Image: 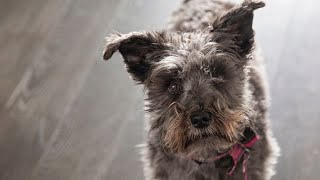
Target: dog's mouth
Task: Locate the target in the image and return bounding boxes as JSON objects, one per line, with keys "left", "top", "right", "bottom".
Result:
{"left": 180, "top": 133, "right": 235, "bottom": 160}
{"left": 185, "top": 133, "right": 212, "bottom": 147}
{"left": 185, "top": 132, "right": 232, "bottom": 147}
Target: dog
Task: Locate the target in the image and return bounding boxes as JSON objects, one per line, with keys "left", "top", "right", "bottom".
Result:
{"left": 103, "top": 0, "right": 280, "bottom": 179}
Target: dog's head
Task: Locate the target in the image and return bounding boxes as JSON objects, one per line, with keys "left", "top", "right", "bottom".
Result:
{"left": 103, "top": 1, "right": 264, "bottom": 159}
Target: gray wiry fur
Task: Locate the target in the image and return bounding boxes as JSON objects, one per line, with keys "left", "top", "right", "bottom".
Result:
{"left": 103, "top": 0, "right": 280, "bottom": 179}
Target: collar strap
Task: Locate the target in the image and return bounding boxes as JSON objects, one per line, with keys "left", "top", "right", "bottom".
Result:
{"left": 219, "top": 127, "right": 259, "bottom": 180}
{"left": 196, "top": 127, "right": 260, "bottom": 180}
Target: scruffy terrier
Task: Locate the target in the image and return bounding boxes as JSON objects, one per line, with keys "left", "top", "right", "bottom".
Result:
{"left": 103, "top": 0, "right": 280, "bottom": 179}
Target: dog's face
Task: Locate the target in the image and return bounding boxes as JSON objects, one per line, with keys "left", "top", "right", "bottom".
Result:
{"left": 103, "top": 1, "right": 264, "bottom": 159}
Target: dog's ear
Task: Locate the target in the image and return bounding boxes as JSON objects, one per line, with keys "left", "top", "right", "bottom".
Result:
{"left": 211, "top": 0, "right": 265, "bottom": 56}
{"left": 103, "top": 31, "right": 169, "bottom": 83}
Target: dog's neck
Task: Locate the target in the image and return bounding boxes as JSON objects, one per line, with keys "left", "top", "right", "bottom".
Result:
{"left": 191, "top": 127, "right": 259, "bottom": 180}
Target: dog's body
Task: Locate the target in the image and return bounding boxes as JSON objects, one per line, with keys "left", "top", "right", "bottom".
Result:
{"left": 103, "top": 0, "right": 279, "bottom": 179}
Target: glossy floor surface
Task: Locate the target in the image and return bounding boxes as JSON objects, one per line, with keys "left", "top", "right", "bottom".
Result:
{"left": 0, "top": 0, "right": 319, "bottom": 179}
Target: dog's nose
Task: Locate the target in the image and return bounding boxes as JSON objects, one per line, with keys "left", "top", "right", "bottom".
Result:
{"left": 190, "top": 111, "right": 212, "bottom": 128}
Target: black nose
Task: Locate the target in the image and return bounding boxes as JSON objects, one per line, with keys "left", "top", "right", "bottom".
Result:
{"left": 190, "top": 111, "right": 212, "bottom": 128}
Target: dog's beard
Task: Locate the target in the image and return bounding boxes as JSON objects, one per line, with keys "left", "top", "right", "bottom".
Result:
{"left": 153, "top": 102, "right": 249, "bottom": 159}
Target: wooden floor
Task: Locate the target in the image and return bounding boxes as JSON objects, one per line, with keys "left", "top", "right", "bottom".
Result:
{"left": 0, "top": 0, "right": 319, "bottom": 179}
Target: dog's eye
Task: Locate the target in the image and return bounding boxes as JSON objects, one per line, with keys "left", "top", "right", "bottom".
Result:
{"left": 168, "top": 82, "right": 181, "bottom": 94}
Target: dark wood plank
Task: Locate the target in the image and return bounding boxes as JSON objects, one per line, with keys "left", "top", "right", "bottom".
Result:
{"left": 0, "top": 0, "right": 122, "bottom": 179}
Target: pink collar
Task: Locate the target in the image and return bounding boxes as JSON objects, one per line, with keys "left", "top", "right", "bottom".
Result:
{"left": 193, "top": 128, "right": 260, "bottom": 180}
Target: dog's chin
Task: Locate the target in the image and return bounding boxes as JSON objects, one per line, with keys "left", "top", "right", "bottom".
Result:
{"left": 180, "top": 136, "right": 235, "bottom": 161}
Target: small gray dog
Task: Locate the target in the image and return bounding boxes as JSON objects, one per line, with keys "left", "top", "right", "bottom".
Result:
{"left": 103, "top": 0, "right": 280, "bottom": 179}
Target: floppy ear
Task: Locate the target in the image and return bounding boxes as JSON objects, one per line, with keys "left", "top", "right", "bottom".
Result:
{"left": 211, "top": 0, "right": 265, "bottom": 56}
{"left": 103, "top": 32, "right": 169, "bottom": 83}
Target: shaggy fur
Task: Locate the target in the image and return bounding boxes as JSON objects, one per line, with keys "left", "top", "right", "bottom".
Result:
{"left": 103, "top": 0, "right": 280, "bottom": 179}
